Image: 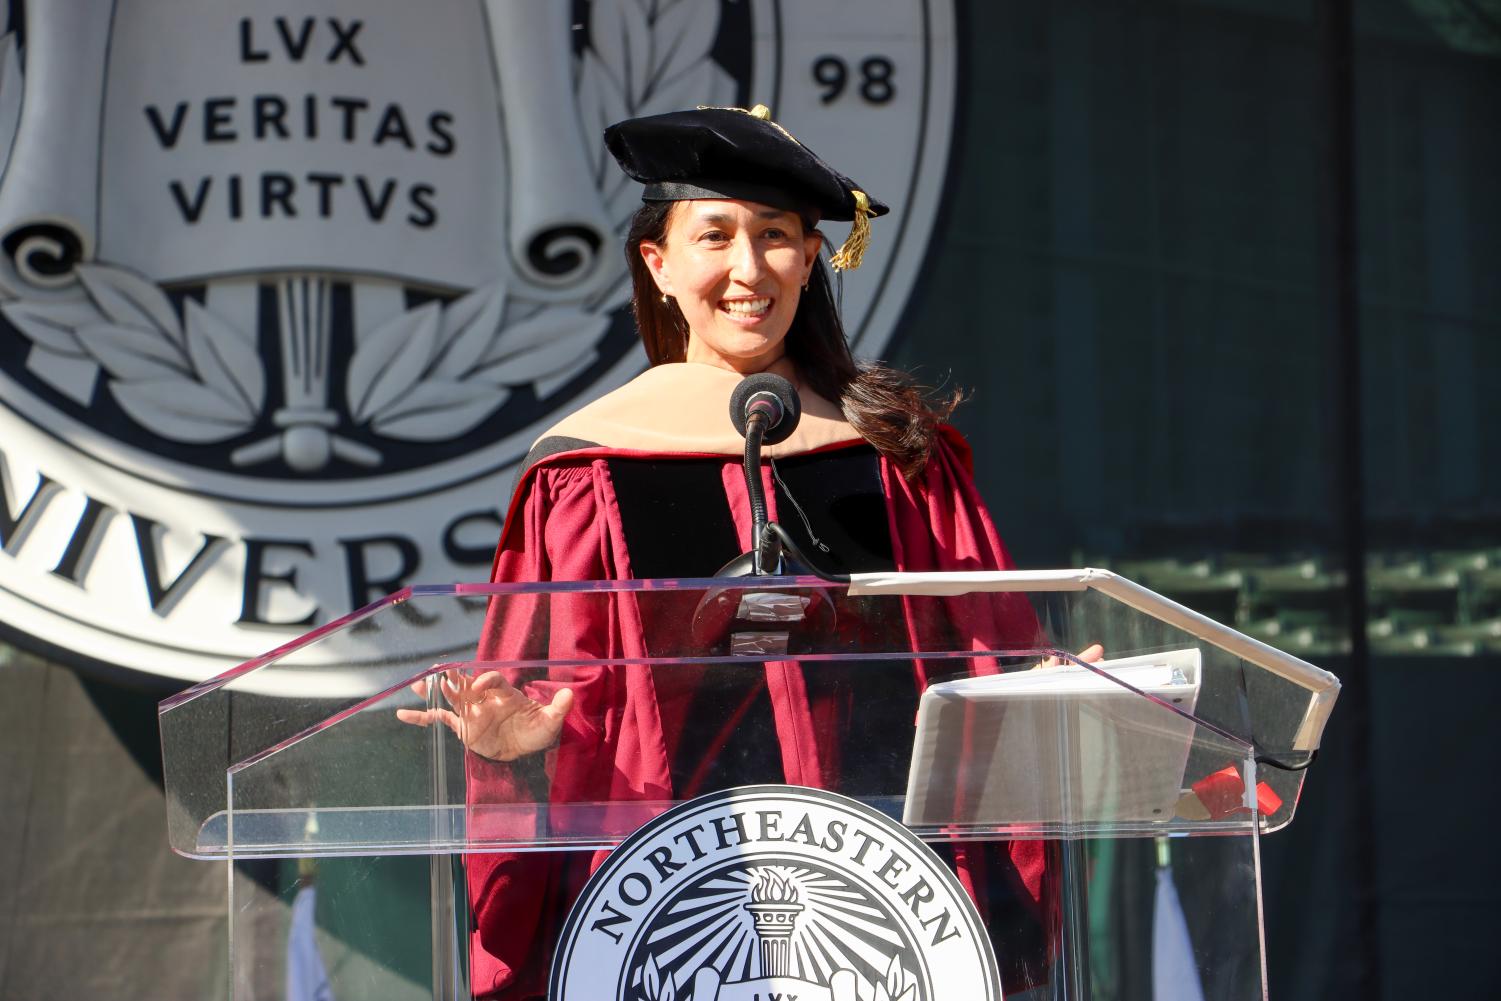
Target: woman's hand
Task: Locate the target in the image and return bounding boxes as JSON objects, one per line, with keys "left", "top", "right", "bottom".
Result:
{"left": 1033, "top": 643, "right": 1105, "bottom": 669}
{"left": 396, "top": 669, "right": 574, "bottom": 762}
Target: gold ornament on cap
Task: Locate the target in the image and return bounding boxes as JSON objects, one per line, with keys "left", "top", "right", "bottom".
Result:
{"left": 829, "top": 190, "right": 872, "bottom": 272}
{"left": 697, "top": 103, "right": 802, "bottom": 146}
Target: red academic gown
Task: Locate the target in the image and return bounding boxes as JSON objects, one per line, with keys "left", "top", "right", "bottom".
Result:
{"left": 465, "top": 427, "right": 1052, "bottom": 999}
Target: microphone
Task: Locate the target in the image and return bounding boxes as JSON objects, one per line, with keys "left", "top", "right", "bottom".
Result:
{"left": 691, "top": 373, "right": 843, "bottom": 652}
{"left": 729, "top": 373, "right": 801, "bottom": 445}
{"left": 728, "top": 374, "right": 800, "bottom": 573}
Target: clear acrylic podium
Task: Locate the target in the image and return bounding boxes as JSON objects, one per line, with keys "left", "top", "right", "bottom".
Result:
{"left": 159, "top": 570, "right": 1339, "bottom": 1000}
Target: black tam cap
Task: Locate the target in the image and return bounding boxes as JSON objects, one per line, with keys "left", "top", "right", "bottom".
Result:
{"left": 604, "top": 105, "right": 887, "bottom": 271}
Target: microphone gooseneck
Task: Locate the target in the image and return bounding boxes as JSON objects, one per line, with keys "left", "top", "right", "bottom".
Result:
{"left": 728, "top": 374, "right": 801, "bottom": 573}
{"left": 742, "top": 411, "right": 770, "bottom": 556}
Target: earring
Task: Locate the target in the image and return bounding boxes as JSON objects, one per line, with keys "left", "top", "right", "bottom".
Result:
{"left": 802, "top": 280, "right": 809, "bottom": 291}
{"left": 661, "top": 293, "right": 670, "bottom": 304}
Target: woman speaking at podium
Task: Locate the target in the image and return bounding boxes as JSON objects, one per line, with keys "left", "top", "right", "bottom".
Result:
{"left": 401, "top": 105, "right": 1050, "bottom": 998}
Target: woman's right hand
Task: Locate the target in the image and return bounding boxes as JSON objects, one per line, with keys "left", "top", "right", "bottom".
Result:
{"left": 396, "top": 669, "right": 574, "bottom": 762}
{"left": 1033, "top": 643, "right": 1105, "bottom": 669}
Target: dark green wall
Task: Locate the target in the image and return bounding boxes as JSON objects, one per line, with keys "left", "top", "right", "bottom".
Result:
{"left": 893, "top": 0, "right": 1499, "bottom": 566}
{"left": 889, "top": 2, "right": 1501, "bottom": 997}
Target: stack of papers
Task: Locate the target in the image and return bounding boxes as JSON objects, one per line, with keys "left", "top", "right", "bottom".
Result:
{"left": 931, "top": 658, "right": 1193, "bottom": 698}
{"left": 903, "top": 648, "right": 1203, "bottom": 827}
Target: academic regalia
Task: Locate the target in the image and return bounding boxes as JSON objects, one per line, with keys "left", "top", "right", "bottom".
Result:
{"left": 464, "top": 363, "right": 1054, "bottom": 999}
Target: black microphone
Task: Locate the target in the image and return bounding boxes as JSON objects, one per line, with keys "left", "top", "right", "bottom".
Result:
{"left": 691, "top": 373, "right": 843, "bottom": 652}
{"left": 729, "top": 373, "right": 802, "bottom": 445}
{"left": 728, "top": 375, "right": 800, "bottom": 573}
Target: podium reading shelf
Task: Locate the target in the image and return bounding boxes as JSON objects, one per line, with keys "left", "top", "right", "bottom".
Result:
{"left": 158, "top": 570, "right": 1338, "bottom": 1000}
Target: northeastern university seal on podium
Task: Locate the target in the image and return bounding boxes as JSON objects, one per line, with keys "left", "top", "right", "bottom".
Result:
{"left": 551, "top": 787, "right": 1002, "bottom": 1001}
{"left": 0, "top": 1, "right": 956, "bottom": 681}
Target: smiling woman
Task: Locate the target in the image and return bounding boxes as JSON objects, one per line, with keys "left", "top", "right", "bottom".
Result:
{"left": 398, "top": 105, "right": 1055, "bottom": 998}
{"left": 637, "top": 199, "right": 820, "bottom": 374}
{"left": 608, "top": 106, "right": 962, "bottom": 479}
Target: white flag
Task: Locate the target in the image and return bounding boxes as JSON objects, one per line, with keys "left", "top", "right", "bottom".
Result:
{"left": 286, "top": 884, "right": 335, "bottom": 1001}
{"left": 1152, "top": 865, "right": 1205, "bottom": 1001}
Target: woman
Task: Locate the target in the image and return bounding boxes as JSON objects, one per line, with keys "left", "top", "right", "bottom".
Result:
{"left": 402, "top": 105, "right": 1051, "bottom": 999}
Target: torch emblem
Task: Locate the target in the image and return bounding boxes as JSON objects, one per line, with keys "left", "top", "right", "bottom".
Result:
{"left": 744, "top": 869, "right": 805, "bottom": 979}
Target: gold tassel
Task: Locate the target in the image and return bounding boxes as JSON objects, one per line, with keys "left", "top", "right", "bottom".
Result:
{"left": 829, "top": 190, "right": 871, "bottom": 272}
{"left": 748, "top": 104, "right": 772, "bottom": 120}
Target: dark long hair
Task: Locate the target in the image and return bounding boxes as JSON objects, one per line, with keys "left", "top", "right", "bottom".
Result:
{"left": 625, "top": 202, "right": 962, "bottom": 478}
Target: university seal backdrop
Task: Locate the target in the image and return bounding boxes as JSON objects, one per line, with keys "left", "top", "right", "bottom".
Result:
{"left": 0, "top": 0, "right": 957, "bottom": 681}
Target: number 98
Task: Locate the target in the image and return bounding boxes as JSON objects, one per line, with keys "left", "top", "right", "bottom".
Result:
{"left": 813, "top": 55, "right": 896, "bottom": 106}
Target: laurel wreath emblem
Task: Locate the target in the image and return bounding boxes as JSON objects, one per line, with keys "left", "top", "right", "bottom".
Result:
{"left": 345, "top": 285, "right": 609, "bottom": 443}
{"left": 878, "top": 955, "right": 921, "bottom": 1001}
{"left": 638, "top": 953, "right": 679, "bottom": 1001}
{"left": 0, "top": 1, "right": 735, "bottom": 468}
{"left": 1, "top": 265, "right": 265, "bottom": 441}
